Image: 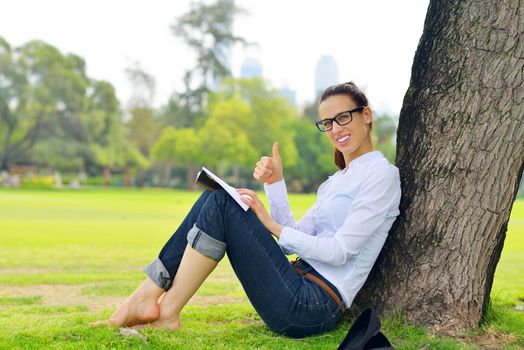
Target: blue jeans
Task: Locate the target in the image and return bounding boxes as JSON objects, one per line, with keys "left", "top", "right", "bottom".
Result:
{"left": 144, "top": 189, "right": 343, "bottom": 338}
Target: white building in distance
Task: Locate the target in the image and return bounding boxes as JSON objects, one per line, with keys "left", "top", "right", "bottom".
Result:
{"left": 240, "top": 57, "right": 263, "bottom": 78}
{"left": 314, "top": 55, "right": 339, "bottom": 98}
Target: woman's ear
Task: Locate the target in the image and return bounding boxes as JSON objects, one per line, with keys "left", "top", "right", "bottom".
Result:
{"left": 364, "top": 106, "right": 373, "bottom": 124}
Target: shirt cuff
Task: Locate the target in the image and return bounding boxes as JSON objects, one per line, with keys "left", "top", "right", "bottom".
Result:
{"left": 278, "top": 226, "right": 302, "bottom": 254}
{"left": 263, "top": 179, "right": 288, "bottom": 206}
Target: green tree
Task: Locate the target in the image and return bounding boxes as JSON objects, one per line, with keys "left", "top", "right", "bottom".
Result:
{"left": 302, "top": 100, "right": 319, "bottom": 122}
{"left": 0, "top": 37, "right": 33, "bottom": 169}
{"left": 286, "top": 118, "right": 335, "bottom": 192}
{"left": 357, "top": 0, "right": 524, "bottom": 330}
{"left": 0, "top": 39, "right": 90, "bottom": 170}
{"left": 213, "top": 77, "right": 299, "bottom": 170}
{"left": 199, "top": 95, "right": 258, "bottom": 171}
{"left": 152, "top": 127, "right": 202, "bottom": 188}
{"left": 85, "top": 80, "right": 148, "bottom": 182}
{"left": 372, "top": 114, "right": 397, "bottom": 163}
{"left": 126, "top": 107, "right": 159, "bottom": 157}
{"left": 125, "top": 62, "right": 155, "bottom": 108}
{"left": 171, "top": 0, "right": 249, "bottom": 127}
{"left": 157, "top": 96, "right": 189, "bottom": 129}
{"left": 0, "top": 37, "right": 141, "bottom": 176}
{"left": 124, "top": 63, "right": 159, "bottom": 158}
{"left": 152, "top": 78, "right": 298, "bottom": 189}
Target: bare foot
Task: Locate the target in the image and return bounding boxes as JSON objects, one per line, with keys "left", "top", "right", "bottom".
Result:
{"left": 132, "top": 316, "right": 181, "bottom": 331}
{"left": 90, "top": 296, "right": 161, "bottom": 327}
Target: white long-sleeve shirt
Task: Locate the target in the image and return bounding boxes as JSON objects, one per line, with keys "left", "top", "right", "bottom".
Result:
{"left": 264, "top": 151, "right": 401, "bottom": 307}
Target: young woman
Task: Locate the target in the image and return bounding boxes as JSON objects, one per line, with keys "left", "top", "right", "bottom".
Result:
{"left": 92, "top": 81, "right": 401, "bottom": 338}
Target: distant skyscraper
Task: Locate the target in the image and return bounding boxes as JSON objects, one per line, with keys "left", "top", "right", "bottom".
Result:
{"left": 240, "top": 58, "right": 263, "bottom": 78}
{"left": 314, "top": 55, "right": 339, "bottom": 98}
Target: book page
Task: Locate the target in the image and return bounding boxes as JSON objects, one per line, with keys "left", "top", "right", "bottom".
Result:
{"left": 201, "top": 167, "right": 249, "bottom": 211}
{"left": 195, "top": 168, "right": 220, "bottom": 191}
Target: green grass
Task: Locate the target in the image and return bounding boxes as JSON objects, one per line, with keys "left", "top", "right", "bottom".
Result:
{"left": 0, "top": 187, "right": 522, "bottom": 349}
{"left": 0, "top": 296, "right": 42, "bottom": 305}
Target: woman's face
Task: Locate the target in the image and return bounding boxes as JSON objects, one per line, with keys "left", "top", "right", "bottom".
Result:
{"left": 318, "top": 94, "right": 373, "bottom": 165}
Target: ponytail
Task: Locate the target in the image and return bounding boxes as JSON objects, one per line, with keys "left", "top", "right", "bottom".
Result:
{"left": 334, "top": 148, "right": 346, "bottom": 170}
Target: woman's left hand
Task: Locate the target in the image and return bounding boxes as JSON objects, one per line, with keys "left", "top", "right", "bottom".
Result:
{"left": 237, "top": 188, "right": 282, "bottom": 238}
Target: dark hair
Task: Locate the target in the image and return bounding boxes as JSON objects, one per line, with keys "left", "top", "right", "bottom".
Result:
{"left": 319, "top": 81, "right": 371, "bottom": 170}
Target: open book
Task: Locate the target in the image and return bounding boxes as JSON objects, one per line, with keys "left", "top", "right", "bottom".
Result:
{"left": 195, "top": 167, "right": 249, "bottom": 211}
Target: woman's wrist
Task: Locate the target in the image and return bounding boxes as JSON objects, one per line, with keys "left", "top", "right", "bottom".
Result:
{"left": 265, "top": 176, "right": 284, "bottom": 185}
{"left": 268, "top": 221, "right": 283, "bottom": 238}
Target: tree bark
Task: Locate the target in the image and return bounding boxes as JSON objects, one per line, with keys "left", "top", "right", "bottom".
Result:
{"left": 103, "top": 167, "right": 111, "bottom": 187}
{"left": 186, "top": 162, "right": 198, "bottom": 190}
{"left": 353, "top": 0, "right": 524, "bottom": 332}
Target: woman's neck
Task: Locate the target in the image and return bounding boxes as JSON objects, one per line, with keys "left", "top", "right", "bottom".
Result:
{"left": 344, "top": 140, "right": 374, "bottom": 166}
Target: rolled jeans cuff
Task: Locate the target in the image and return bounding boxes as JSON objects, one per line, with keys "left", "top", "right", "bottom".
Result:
{"left": 144, "top": 257, "right": 173, "bottom": 290}
{"left": 187, "top": 224, "right": 226, "bottom": 262}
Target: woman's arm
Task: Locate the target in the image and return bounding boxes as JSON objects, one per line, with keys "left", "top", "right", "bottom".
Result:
{"left": 252, "top": 141, "right": 317, "bottom": 236}
{"left": 264, "top": 179, "right": 318, "bottom": 235}
{"left": 278, "top": 166, "right": 401, "bottom": 266}
{"left": 237, "top": 187, "right": 317, "bottom": 256}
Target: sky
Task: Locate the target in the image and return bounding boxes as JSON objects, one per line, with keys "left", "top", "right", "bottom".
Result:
{"left": 0, "top": 0, "right": 430, "bottom": 115}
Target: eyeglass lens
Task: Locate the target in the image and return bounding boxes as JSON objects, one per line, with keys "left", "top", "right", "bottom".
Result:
{"left": 321, "top": 112, "right": 352, "bottom": 131}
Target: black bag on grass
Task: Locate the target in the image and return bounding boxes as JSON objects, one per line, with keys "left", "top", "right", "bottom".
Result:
{"left": 337, "top": 307, "right": 393, "bottom": 350}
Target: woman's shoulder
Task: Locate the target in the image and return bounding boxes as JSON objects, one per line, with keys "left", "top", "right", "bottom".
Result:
{"left": 329, "top": 151, "right": 399, "bottom": 185}
{"left": 362, "top": 152, "right": 400, "bottom": 184}
{"left": 348, "top": 151, "right": 396, "bottom": 171}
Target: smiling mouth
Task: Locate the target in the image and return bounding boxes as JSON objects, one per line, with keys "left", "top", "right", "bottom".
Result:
{"left": 337, "top": 135, "right": 350, "bottom": 144}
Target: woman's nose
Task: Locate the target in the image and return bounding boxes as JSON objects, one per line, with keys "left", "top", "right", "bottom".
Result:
{"left": 331, "top": 121, "right": 344, "bottom": 133}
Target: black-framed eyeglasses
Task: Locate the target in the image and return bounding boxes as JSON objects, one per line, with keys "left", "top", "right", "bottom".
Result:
{"left": 314, "top": 106, "right": 366, "bottom": 132}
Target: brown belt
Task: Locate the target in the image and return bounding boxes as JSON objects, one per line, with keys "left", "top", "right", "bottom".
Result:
{"left": 293, "top": 265, "right": 346, "bottom": 314}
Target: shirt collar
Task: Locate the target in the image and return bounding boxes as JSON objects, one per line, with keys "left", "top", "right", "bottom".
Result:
{"left": 342, "top": 151, "right": 383, "bottom": 172}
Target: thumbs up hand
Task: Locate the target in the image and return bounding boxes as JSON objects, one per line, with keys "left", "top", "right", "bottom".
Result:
{"left": 253, "top": 142, "right": 284, "bottom": 185}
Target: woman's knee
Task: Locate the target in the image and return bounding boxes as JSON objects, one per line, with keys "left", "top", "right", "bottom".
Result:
{"left": 194, "top": 189, "right": 213, "bottom": 206}
{"left": 186, "top": 223, "right": 227, "bottom": 262}
{"left": 206, "top": 189, "right": 243, "bottom": 219}
{"left": 189, "top": 190, "right": 234, "bottom": 259}
{"left": 208, "top": 189, "right": 229, "bottom": 206}
{"left": 194, "top": 188, "right": 256, "bottom": 250}
{"left": 195, "top": 190, "right": 228, "bottom": 225}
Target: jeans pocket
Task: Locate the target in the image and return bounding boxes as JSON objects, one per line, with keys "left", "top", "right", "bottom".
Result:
{"left": 326, "top": 297, "right": 344, "bottom": 322}
{"left": 297, "top": 280, "right": 333, "bottom": 310}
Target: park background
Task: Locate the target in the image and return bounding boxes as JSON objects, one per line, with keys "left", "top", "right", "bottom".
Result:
{"left": 1, "top": 0, "right": 523, "bottom": 349}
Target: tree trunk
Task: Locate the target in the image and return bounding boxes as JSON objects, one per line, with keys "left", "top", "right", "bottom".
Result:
{"left": 232, "top": 163, "right": 240, "bottom": 187}
{"left": 353, "top": 0, "right": 524, "bottom": 332}
{"left": 186, "top": 162, "right": 198, "bottom": 190}
{"left": 103, "top": 167, "right": 111, "bottom": 187}
{"left": 123, "top": 168, "right": 132, "bottom": 187}
{"left": 161, "top": 164, "right": 172, "bottom": 187}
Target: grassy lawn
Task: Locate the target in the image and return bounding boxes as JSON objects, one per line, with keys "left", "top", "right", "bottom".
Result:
{"left": 0, "top": 188, "right": 522, "bottom": 349}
